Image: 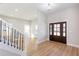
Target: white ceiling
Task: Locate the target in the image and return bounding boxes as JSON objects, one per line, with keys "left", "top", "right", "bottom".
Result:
{"left": 38, "top": 3, "right": 79, "bottom": 14}
{"left": 0, "top": 3, "right": 78, "bottom": 20}
{"left": 0, "top": 3, "right": 39, "bottom": 20}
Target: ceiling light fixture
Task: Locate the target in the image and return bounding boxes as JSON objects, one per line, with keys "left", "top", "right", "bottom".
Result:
{"left": 41, "top": 3, "right": 56, "bottom": 10}
{"left": 10, "top": 15, "right": 13, "bottom": 16}
{"left": 48, "top": 3, "right": 56, "bottom": 10}
{"left": 15, "top": 9, "right": 19, "bottom": 12}
{"left": 48, "top": 3, "right": 53, "bottom": 9}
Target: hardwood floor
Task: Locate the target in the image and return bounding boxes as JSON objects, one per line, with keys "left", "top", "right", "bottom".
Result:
{"left": 30, "top": 41, "right": 79, "bottom": 56}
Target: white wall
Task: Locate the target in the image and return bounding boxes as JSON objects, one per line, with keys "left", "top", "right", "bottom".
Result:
{"left": 31, "top": 12, "right": 48, "bottom": 44}
{"left": 48, "top": 6, "right": 79, "bottom": 48}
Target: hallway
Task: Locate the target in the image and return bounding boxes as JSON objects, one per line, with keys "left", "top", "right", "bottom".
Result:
{"left": 31, "top": 41, "right": 79, "bottom": 56}
{"left": 0, "top": 3, "right": 79, "bottom": 56}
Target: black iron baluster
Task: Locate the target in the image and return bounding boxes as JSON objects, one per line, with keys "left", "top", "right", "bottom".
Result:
{"left": 13, "top": 29, "right": 15, "bottom": 47}
{"left": 11, "top": 28, "right": 13, "bottom": 46}
{"left": 22, "top": 35, "right": 24, "bottom": 51}
{"left": 17, "top": 31, "right": 18, "bottom": 49}
{"left": 13, "top": 29, "right": 15, "bottom": 46}
{"left": 4, "top": 23, "right": 6, "bottom": 44}
{"left": 0, "top": 21, "right": 2, "bottom": 42}
{"left": 21, "top": 34, "right": 22, "bottom": 50}
{"left": 18, "top": 32, "right": 20, "bottom": 49}
{"left": 14, "top": 29, "right": 16, "bottom": 48}
{"left": 19, "top": 33, "right": 21, "bottom": 50}
{"left": 7, "top": 26, "right": 9, "bottom": 45}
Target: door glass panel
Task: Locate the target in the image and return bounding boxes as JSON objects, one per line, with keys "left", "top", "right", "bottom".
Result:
{"left": 50, "top": 28, "right": 52, "bottom": 32}
{"left": 54, "top": 24, "right": 57, "bottom": 28}
{"left": 57, "top": 28, "right": 60, "bottom": 31}
{"left": 54, "top": 32, "right": 56, "bottom": 35}
{"left": 50, "top": 25, "right": 52, "bottom": 28}
{"left": 3, "top": 23, "right": 6, "bottom": 42}
{"left": 49, "top": 25, "right": 52, "bottom": 35}
{"left": 63, "top": 23, "right": 66, "bottom": 37}
{"left": 6, "top": 26, "right": 8, "bottom": 42}
{"left": 63, "top": 32, "right": 65, "bottom": 37}
{"left": 54, "top": 28, "right": 56, "bottom": 31}
{"left": 50, "top": 32, "right": 52, "bottom": 35}
{"left": 9, "top": 27, "right": 12, "bottom": 43}
{"left": 63, "top": 28, "right": 65, "bottom": 32}
{"left": 57, "top": 24, "right": 60, "bottom": 27}
{"left": 57, "top": 32, "right": 60, "bottom": 36}
{"left": 63, "top": 23, "right": 65, "bottom": 27}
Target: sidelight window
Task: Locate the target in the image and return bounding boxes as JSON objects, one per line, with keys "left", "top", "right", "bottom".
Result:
{"left": 49, "top": 24, "right": 52, "bottom": 35}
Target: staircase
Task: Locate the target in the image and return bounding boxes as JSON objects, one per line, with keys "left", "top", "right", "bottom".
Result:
{"left": 0, "top": 19, "right": 25, "bottom": 56}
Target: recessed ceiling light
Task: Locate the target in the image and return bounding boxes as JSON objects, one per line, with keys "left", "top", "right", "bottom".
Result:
{"left": 10, "top": 15, "right": 13, "bottom": 16}
{"left": 15, "top": 9, "right": 19, "bottom": 12}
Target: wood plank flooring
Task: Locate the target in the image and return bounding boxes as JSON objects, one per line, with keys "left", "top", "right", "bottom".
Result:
{"left": 30, "top": 41, "right": 79, "bottom": 56}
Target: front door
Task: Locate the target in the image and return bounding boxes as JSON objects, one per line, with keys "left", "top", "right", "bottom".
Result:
{"left": 49, "top": 22, "right": 67, "bottom": 44}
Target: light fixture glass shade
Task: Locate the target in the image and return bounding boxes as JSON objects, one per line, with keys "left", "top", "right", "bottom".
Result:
{"left": 41, "top": 3, "right": 56, "bottom": 10}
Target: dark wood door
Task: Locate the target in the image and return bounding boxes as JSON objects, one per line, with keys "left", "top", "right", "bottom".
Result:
{"left": 49, "top": 22, "right": 67, "bottom": 44}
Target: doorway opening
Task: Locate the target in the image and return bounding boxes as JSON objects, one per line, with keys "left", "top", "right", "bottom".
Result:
{"left": 49, "top": 22, "right": 67, "bottom": 44}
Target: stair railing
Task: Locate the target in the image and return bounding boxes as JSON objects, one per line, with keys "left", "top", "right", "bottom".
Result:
{"left": 0, "top": 19, "right": 24, "bottom": 51}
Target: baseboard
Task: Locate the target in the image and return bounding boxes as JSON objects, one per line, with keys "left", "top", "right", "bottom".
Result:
{"left": 67, "top": 43, "right": 79, "bottom": 48}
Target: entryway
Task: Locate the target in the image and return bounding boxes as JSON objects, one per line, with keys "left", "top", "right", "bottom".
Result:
{"left": 49, "top": 22, "right": 67, "bottom": 44}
